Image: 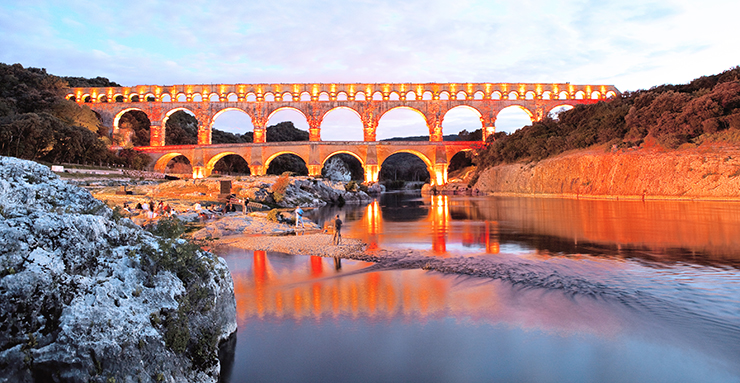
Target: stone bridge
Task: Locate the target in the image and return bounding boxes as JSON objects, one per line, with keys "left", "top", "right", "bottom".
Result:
{"left": 67, "top": 82, "right": 618, "bottom": 183}
{"left": 138, "top": 140, "right": 480, "bottom": 185}
{"left": 68, "top": 82, "right": 619, "bottom": 144}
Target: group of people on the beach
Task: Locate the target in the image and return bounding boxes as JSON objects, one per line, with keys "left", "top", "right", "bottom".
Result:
{"left": 123, "top": 200, "right": 172, "bottom": 220}
{"left": 295, "top": 206, "right": 342, "bottom": 245}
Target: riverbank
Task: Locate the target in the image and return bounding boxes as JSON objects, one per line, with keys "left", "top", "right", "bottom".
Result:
{"left": 214, "top": 233, "right": 367, "bottom": 258}
{"left": 473, "top": 143, "right": 740, "bottom": 200}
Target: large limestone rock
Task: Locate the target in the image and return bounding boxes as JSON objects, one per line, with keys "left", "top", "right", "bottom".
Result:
{"left": 474, "top": 145, "right": 740, "bottom": 199}
{"left": 0, "top": 157, "right": 237, "bottom": 383}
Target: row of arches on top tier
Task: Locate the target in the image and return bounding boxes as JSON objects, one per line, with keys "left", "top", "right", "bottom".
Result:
{"left": 114, "top": 103, "right": 576, "bottom": 145}
{"left": 69, "top": 89, "right": 618, "bottom": 104}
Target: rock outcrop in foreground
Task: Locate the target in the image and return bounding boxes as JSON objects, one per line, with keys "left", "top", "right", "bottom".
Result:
{"left": 474, "top": 144, "right": 740, "bottom": 199}
{"left": 0, "top": 157, "right": 237, "bottom": 382}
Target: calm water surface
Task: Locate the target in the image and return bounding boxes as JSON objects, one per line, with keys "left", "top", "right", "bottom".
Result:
{"left": 217, "top": 194, "right": 740, "bottom": 383}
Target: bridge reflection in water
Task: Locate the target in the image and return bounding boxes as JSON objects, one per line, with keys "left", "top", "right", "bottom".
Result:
{"left": 231, "top": 195, "right": 504, "bottom": 325}
{"left": 350, "top": 195, "right": 501, "bottom": 255}
{"left": 232, "top": 251, "right": 503, "bottom": 326}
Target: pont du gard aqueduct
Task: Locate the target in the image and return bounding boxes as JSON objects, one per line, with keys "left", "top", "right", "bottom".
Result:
{"left": 68, "top": 82, "right": 619, "bottom": 185}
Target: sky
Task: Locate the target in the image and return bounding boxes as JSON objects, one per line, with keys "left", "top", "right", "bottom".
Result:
{"left": 2, "top": 0, "right": 739, "bottom": 139}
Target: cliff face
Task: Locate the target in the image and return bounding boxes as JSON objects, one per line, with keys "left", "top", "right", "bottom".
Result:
{"left": 0, "top": 157, "right": 236, "bottom": 382}
{"left": 474, "top": 144, "right": 740, "bottom": 199}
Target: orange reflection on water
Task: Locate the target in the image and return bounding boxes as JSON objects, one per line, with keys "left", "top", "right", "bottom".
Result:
{"left": 231, "top": 254, "right": 502, "bottom": 325}
{"left": 347, "top": 195, "right": 502, "bottom": 255}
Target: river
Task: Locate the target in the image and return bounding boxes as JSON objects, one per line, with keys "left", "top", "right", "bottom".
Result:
{"left": 216, "top": 193, "right": 740, "bottom": 383}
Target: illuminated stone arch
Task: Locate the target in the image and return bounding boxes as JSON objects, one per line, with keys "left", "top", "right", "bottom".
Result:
{"left": 161, "top": 94, "right": 172, "bottom": 102}
{"left": 264, "top": 92, "right": 276, "bottom": 102}
{"left": 320, "top": 150, "right": 365, "bottom": 168}
{"left": 163, "top": 107, "right": 197, "bottom": 127}
{"left": 380, "top": 149, "right": 432, "bottom": 169}
{"left": 113, "top": 107, "right": 148, "bottom": 133}
{"left": 205, "top": 151, "right": 249, "bottom": 176}
{"left": 455, "top": 91, "right": 467, "bottom": 100}
{"left": 267, "top": 106, "right": 307, "bottom": 122}
{"left": 320, "top": 106, "right": 363, "bottom": 141}
{"left": 376, "top": 106, "right": 428, "bottom": 140}
{"left": 227, "top": 92, "right": 238, "bottom": 102}
{"left": 442, "top": 105, "right": 483, "bottom": 138}
{"left": 264, "top": 150, "right": 309, "bottom": 170}
{"left": 211, "top": 107, "right": 254, "bottom": 130}
{"left": 153, "top": 152, "right": 192, "bottom": 173}
{"left": 606, "top": 90, "right": 617, "bottom": 99}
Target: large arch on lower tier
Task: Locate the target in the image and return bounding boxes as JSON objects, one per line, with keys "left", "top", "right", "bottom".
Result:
{"left": 264, "top": 150, "right": 309, "bottom": 170}
{"left": 153, "top": 152, "right": 192, "bottom": 173}
{"left": 379, "top": 149, "right": 433, "bottom": 170}
{"left": 205, "top": 151, "right": 249, "bottom": 176}
{"left": 320, "top": 150, "right": 366, "bottom": 168}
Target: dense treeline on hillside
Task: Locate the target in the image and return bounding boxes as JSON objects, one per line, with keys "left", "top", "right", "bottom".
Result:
{"left": 475, "top": 66, "right": 740, "bottom": 171}
{"left": 0, "top": 63, "right": 150, "bottom": 168}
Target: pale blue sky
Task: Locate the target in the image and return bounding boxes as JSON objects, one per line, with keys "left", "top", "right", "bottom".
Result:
{"left": 2, "top": 0, "right": 738, "bottom": 138}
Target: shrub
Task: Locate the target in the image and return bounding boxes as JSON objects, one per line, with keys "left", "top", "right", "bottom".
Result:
{"left": 271, "top": 172, "right": 291, "bottom": 203}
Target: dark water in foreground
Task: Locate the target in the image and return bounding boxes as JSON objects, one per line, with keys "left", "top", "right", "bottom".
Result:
{"left": 217, "top": 194, "right": 740, "bottom": 383}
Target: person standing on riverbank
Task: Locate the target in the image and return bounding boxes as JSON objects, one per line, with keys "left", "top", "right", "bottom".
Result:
{"left": 295, "top": 206, "right": 305, "bottom": 231}
{"left": 333, "top": 214, "right": 342, "bottom": 245}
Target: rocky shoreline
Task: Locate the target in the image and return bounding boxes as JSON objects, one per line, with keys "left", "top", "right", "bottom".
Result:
{"left": 0, "top": 157, "right": 237, "bottom": 383}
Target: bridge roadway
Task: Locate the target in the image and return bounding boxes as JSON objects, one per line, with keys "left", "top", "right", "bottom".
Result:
{"left": 138, "top": 140, "right": 479, "bottom": 185}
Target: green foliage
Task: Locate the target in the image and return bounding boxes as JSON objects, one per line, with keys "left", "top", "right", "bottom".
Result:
{"left": 164, "top": 110, "right": 198, "bottom": 145}
{"left": 266, "top": 209, "right": 281, "bottom": 222}
{"left": 147, "top": 216, "right": 186, "bottom": 239}
{"left": 345, "top": 180, "right": 358, "bottom": 192}
{"left": 265, "top": 121, "right": 309, "bottom": 142}
{"left": 211, "top": 128, "right": 253, "bottom": 144}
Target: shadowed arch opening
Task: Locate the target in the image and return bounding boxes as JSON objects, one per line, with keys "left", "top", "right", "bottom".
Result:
{"left": 496, "top": 105, "right": 534, "bottom": 134}
{"left": 265, "top": 152, "right": 308, "bottom": 176}
{"left": 163, "top": 109, "right": 198, "bottom": 145}
{"left": 207, "top": 153, "right": 251, "bottom": 176}
{"left": 154, "top": 153, "right": 192, "bottom": 176}
{"left": 442, "top": 106, "right": 482, "bottom": 141}
{"left": 321, "top": 107, "right": 363, "bottom": 141}
{"left": 448, "top": 150, "right": 474, "bottom": 181}
{"left": 321, "top": 152, "right": 364, "bottom": 181}
{"left": 377, "top": 107, "right": 428, "bottom": 140}
{"left": 379, "top": 151, "right": 431, "bottom": 188}
{"left": 115, "top": 108, "right": 150, "bottom": 146}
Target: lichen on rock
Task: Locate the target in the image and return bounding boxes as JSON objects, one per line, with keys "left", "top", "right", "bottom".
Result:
{"left": 0, "top": 157, "right": 237, "bottom": 383}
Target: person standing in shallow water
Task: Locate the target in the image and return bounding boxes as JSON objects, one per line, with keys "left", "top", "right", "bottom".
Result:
{"left": 295, "top": 206, "right": 305, "bottom": 231}
{"left": 333, "top": 214, "right": 342, "bottom": 245}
